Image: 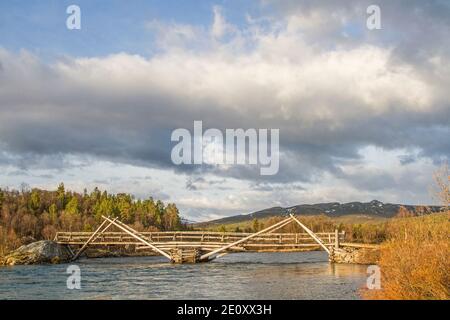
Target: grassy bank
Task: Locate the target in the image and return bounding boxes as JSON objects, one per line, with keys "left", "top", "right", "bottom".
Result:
{"left": 363, "top": 212, "right": 449, "bottom": 300}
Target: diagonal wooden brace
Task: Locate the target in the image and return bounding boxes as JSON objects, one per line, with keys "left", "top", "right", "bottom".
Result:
{"left": 101, "top": 215, "right": 172, "bottom": 260}
{"left": 289, "top": 214, "right": 330, "bottom": 254}
{"left": 71, "top": 217, "right": 117, "bottom": 261}
{"left": 199, "top": 216, "right": 294, "bottom": 261}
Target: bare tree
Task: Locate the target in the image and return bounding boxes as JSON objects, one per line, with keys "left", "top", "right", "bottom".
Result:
{"left": 432, "top": 163, "right": 450, "bottom": 211}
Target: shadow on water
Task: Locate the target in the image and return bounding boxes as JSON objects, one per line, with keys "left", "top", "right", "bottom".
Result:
{"left": 0, "top": 251, "right": 368, "bottom": 300}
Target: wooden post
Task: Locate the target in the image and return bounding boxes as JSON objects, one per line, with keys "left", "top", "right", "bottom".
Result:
{"left": 334, "top": 229, "right": 339, "bottom": 249}
{"left": 91, "top": 218, "right": 119, "bottom": 243}
{"left": 289, "top": 214, "right": 330, "bottom": 254}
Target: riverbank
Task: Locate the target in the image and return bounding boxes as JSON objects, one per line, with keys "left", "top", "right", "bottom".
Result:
{"left": 1, "top": 240, "right": 380, "bottom": 266}
{"left": 0, "top": 241, "right": 162, "bottom": 266}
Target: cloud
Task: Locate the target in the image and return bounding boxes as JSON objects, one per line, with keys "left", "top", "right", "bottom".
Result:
{"left": 186, "top": 176, "right": 229, "bottom": 191}
{"left": 264, "top": 0, "right": 450, "bottom": 63}
{"left": 211, "top": 5, "right": 237, "bottom": 39}
{"left": 0, "top": 3, "right": 449, "bottom": 217}
{"left": 1, "top": 39, "right": 447, "bottom": 179}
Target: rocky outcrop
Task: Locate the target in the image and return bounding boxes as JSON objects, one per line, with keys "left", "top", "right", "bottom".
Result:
{"left": 1, "top": 241, "right": 72, "bottom": 266}
{"left": 329, "top": 246, "right": 380, "bottom": 265}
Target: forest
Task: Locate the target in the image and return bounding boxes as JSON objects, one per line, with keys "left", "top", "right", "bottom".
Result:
{"left": 0, "top": 183, "right": 185, "bottom": 256}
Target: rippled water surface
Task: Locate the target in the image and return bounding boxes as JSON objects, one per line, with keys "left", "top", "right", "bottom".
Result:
{"left": 0, "top": 252, "right": 368, "bottom": 299}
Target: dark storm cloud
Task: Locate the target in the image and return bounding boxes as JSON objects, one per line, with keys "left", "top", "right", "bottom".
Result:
{"left": 399, "top": 154, "right": 416, "bottom": 165}
{"left": 186, "top": 177, "right": 230, "bottom": 191}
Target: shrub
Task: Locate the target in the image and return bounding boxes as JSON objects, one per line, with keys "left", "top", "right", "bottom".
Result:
{"left": 363, "top": 213, "right": 450, "bottom": 300}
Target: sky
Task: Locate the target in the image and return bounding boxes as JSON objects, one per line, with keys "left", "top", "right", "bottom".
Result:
{"left": 0, "top": 0, "right": 449, "bottom": 221}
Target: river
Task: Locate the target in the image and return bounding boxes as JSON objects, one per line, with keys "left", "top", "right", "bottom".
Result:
{"left": 0, "top": 251, "right": 368, "bottom": 300}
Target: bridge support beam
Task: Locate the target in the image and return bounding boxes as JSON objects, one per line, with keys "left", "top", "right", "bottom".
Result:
{"left": 289, "top": 214, "right": 330, "bottom": 254}
{"left": 101, "top": 215, "right": 172, "bottom": 261}
{"left": 71, "top": 217, "right": 118, "bottom": 261}
{"left": 170, "top": 248, "right": 203, "bottom": 263}
{"left": 199, "top": 216, "right": 295, "bottom": 262}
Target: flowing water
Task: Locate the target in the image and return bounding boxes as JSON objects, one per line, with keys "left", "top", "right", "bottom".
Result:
{"left": 0, "top": 251, "right": 368, "bottom": 300}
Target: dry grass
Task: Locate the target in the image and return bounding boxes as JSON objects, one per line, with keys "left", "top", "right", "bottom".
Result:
{"left": 363, "top": 213, "right": 450, "bottom": 300}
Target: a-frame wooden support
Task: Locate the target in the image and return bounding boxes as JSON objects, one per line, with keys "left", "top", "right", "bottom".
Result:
{"left": 289, "top": 214, "right": 330, "bottom": 254}
{"left": 199, "top": 216, "right": 295, "bottom": 261}
{"left": 71, "top": 216, "right": 173, "bottom": 262}
{"left": 69, "top": 214, "right": 332, "bottom": 264}
{"left": 199, "top": 214, "right": 332, "bottom": 261}
{"left": 71, "top": 217, "right": 118, "bottom": 261}
{"left": 101, "top": 215, "right": 172, "bottom": 260}
{"left": 267, "top": 217, "right": 296, "bottom": 233}
{"left": 107, "top": 217, "right": 151, "bottom": 240}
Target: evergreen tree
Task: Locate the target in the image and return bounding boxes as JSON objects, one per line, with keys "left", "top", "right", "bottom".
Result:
{"left": 65, "top": 197, "right": 79, "bottom": 215}
{"left": 30, "top": 189, "right": 41, "bottom": 213}
{"left": 49, "top": 203, "right": 58, "bottom": 224}
{"left": 57, "top": 183, "right": 65, "bottom": 210}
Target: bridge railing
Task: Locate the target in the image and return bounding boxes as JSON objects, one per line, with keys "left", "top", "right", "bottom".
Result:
{"left": 54, "top": 231, "right": 345, "bottom": 247}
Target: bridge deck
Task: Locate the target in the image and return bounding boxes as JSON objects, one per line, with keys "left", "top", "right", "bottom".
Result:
{"left": 55, "top": 231, "right": 345, "bottom": 250}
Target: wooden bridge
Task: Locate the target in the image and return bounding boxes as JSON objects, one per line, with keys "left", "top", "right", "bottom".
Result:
{"left": 55, "top": 215, "right": 345, "bottom": 263}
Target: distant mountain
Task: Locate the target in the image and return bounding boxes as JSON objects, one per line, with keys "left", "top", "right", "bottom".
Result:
{"left": 181, "top": 218, "right": 198, "bottom": 225}
{"left": 200, "top": 200, "right": 443, "bottom": 225}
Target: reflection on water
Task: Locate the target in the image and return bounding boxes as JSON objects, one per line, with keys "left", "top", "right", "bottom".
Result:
{"left": 0, "top": 251, "right": 368, "bottom": 300}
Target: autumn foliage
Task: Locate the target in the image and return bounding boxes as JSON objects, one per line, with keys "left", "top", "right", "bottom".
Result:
{"left": 363, "top": 213, "right": 449, "bottom": 299}
{"left": 0, "top": 183, "right": 184, "bottom": 256}
{"left": 364, "top": 165, "right": 450, "bottom": 300}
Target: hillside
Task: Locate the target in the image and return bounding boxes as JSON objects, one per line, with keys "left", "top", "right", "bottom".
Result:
{"left": 197, "top": 200, "right": 443, "bottom": 227}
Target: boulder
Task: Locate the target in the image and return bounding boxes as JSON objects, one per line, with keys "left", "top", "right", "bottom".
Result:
{"left": 2, "top": 240, "right": 72, "bottom": 266}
